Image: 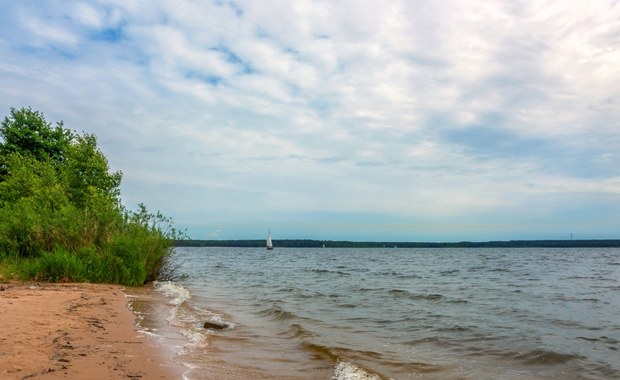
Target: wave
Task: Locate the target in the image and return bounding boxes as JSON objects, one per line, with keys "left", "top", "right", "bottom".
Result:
{"left": 433, "top": 325, "right": 473, "bottom": 333}
{"left": 488, "top": 268, "right": 512, "bottom": 273}
{"left": 374, "top": 270, "right": 422, "bottom": 279}
{"left": 312, "top": 268, "right": 351, "bottom": 276}
{"left": 445, "top": 298, "right": 469, "bottom": 304}
{"left": 576, "top": 335, "right": 619, "bottom": 346}
{"left": 332, "top": 361, "right": 382, "bottom": 380}
{"left": 403, "top": 336, "right": 442, "bottom": 345}
{"left": 152, "top": 281, "right": 233, "bottom": 349}
{"left": 305, "top": 343, "right": 384, "bottom": 378}
{"left": 439, "top": 269, "right": 460, "bottom": 276}
{"left": 388, "top": 289, "right": 444, "bottom": 301}
{"left": 154, "top": 281, "right": 191, "bottom": 306}
{"left": 513, "top": 349, "right": 585, "bottom": 365}
{"left": 257, "top": 303, "right": 298, "bottom": 321}
{"left": 467, "top": 346, "right": 584, "bottom": 366}
{"left": 304, "top": 343, "right": 370, "bottom": 364}
{"left": 552, "top": 294, "right": 604, "bottom": 304}
{"left": 282, "top": 323, "right": 316, "bottom": 339}
{"left": 305, "top": 342, "right": 443, "bottom": 379}
{"left": 358, "top": 287, "right": 386, "bottom": 293}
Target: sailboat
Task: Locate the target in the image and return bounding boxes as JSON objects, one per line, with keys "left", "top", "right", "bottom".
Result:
{"left": 266, "top": 229, "right": 274, "bottom": 250}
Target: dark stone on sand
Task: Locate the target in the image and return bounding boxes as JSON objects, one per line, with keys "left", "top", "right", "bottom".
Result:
{"left": 203, "top": 320, "right": 229, "bottom": 330}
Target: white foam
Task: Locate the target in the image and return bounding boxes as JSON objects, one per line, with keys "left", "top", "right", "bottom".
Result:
{"left": 332, "top": 361, "right": 382, "bottom": 380}
{"left": 127, "top": 302, "right": 143, "bottom": 318}
{"left": 139, "top": 329, "right": 162, "bottom": 338}
{"left": 154, "top": 281, "right": 191, "bottom": 306}
{"left": 181, "top": 363, "right": 201, "bottom": 380}
{"left": 180, "top": 329, "right": 208, "bottom": 349}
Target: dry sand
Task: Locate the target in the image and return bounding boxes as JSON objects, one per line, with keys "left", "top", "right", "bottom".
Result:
{"left": 0, "top": 281, "right": 183, "bottom": 380}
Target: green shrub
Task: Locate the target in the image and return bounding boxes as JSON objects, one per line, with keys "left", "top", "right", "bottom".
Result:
{"left": 0, "top": 107, "right": 183, "bottom": 286}
{"left": 18, "top": 249, "right": 87, "bottom": 282}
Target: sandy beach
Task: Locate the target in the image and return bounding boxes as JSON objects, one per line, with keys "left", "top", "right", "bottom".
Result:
{"left": 0, "top": 281, "right": 182, "bottom": 380}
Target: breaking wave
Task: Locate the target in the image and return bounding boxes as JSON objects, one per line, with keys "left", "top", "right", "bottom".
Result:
{"left": 332, "top": 361, "right": 382, "bottom": 380}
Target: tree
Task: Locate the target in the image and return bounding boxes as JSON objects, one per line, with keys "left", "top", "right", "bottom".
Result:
{"left": 0, "top": 107, "right": 74, "bottom": 179}
{"left": 0, "top": 107, "right": 122, "bottom": 208}
{"left": 62, "top": 133, "right": 122, "bottom": 209}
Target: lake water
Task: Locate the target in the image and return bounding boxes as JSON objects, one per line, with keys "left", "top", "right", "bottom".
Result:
{"left": 127, "top": 247, "right": 620, "bottom": 379}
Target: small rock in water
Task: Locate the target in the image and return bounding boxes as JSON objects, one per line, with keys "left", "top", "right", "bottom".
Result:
{"left": 203, "top": 320, "right": 229, "bottom": 330}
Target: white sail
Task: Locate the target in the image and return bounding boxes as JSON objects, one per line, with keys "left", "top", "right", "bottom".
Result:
{"left": 266, "top": 229, "right": 273, "bottom": 250}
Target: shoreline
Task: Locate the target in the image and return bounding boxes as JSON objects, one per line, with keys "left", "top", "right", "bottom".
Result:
{"left": 0, "top": 281, "right": 184, "bottom": 379}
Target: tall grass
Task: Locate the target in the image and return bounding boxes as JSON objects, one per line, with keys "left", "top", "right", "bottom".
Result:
{"left": 0, "top": 204, "right": 179, "bottom": 286}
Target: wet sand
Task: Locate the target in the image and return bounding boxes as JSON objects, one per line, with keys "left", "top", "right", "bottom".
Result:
{"left": 0, "top": 281, "right": 183, "bottom": 380}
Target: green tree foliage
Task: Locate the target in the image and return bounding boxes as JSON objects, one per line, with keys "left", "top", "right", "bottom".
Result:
{"left": 0, "top": 107, "right": 181, "bottom": 285}
{"left": 62, "top": 133, "right": 122, "bottom": 208}
{"left": 0, "top": 107, "right": 73, "bottom": 177}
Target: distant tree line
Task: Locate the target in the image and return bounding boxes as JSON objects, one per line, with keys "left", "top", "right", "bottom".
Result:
{"left": 174, "top": 239, "right": 620, "bottom": 248}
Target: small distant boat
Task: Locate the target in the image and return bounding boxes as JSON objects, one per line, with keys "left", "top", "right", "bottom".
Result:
{"left": 266, "top": 229, "right": 273, "bottom": 250}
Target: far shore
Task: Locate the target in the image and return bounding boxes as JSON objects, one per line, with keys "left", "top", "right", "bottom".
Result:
{"left": 174, "top": 238, "right": 620, "bottom": 248}
{"left": 0, "top": 281, "right": 183, "bottom": 379}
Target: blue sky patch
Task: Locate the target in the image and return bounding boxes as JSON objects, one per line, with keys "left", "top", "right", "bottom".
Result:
{"left": 90, "top": 25, "right": 125, "bottom": 43}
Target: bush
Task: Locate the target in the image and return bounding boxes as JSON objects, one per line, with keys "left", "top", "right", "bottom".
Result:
{"left": 17, "top": 249, "right": 86, "bottom": 282}
{"left": 0, "top": 107, "right": 183, "bottom": 286}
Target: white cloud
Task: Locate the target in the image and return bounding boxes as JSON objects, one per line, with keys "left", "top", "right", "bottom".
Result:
{"left": 1, "top": 0, "right": 619, "bottom": 240}
{"left": 21, "top": 15, "right": 80, "bottom": 47}
{"left": 72, "top": 3, "right": 104, "bottom": 29}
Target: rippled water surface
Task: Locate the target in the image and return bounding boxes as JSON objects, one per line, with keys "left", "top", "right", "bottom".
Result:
{"left": 133, "top": 247, "right": 620, "bottom": 379}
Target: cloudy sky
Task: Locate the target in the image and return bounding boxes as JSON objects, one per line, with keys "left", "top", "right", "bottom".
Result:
{"left": 1, "top": 1, "right": 619, "bottom": 241}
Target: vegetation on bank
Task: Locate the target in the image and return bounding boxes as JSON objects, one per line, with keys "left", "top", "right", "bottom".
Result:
{"left": 0, "top": 107, "right": 181, "bottom": 286}
{"left": 175, "top": 239, "right": 620, "bottom": 248}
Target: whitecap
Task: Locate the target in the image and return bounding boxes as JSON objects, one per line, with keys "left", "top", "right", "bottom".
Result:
{"left": 332, "top": 361, "right": 383, "bottom": 380}
{"left": 154, "top": 281, "right": 191, "bottom": 306}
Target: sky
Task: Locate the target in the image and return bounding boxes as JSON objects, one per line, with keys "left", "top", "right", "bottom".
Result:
{"left": 1, "top": 1, "right": 619, "bottom": 242}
